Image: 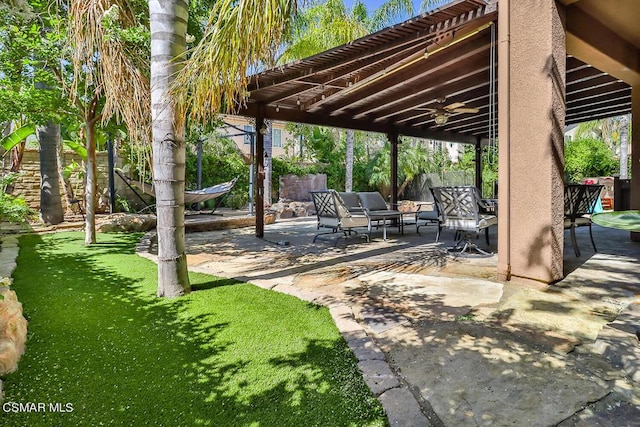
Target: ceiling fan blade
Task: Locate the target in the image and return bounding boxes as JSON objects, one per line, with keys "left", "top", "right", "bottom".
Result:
{"left": 452, "top": 107, "right": 479, "bottom": 114}
{"left": 444, "top": 102, "right": 465, "bottom": 110}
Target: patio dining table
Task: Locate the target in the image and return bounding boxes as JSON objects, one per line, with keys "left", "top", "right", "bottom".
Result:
{"left": 592, "top": 210, "right": 640, "bottom": 232}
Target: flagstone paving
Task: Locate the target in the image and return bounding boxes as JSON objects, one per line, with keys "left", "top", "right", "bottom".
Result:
{"left": 154, "top": 216, "right": 640, "bottom": 427}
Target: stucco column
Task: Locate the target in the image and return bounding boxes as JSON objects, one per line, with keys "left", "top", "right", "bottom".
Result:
{"left": 497, "top": 0, "right": 566, "bottom": 283}
{"left": 631, "top": 86, "right": 640, "bottom": 241}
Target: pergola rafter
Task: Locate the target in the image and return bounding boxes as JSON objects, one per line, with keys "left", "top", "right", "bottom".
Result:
{"left": 235, "top": 0, "right": 634, "bottom": 245}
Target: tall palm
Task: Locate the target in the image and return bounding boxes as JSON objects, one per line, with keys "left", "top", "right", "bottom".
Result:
{"left": 170, "top": 0, "right": 296, "bottom": 296}
{"left": 619, "top": 114, "right": 630, "bottom": 179}
{"left": 37, "top": 122, "right": 64, "bottom": 225}
{"left": 279, "top": 0, "right": 370, "bottom": 193}
{"left": 67, "top": 1, "right": 151, "bottom": 245}
{"left": 148, "top": 0, "right": 191, "bottom": 297}
{"left": 280, "top": 0, "right": 369, "bottom": 193}
{"left": 69, "top": 0, "right": 296, "bottom": 297}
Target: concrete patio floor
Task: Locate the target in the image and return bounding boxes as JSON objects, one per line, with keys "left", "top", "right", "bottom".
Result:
{"left": 144, "top": 215, "right": 640, "bottom": 426}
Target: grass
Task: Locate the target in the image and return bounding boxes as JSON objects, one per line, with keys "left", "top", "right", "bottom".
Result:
{"left": 2, "top": 232, "right": 386, "bottom": 426}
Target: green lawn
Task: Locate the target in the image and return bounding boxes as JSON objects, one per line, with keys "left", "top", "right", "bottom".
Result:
{"left": 2, "top": 232, "right": 386, "bottom": 426}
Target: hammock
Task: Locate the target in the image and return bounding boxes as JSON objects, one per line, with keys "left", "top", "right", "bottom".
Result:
{"left": 183, "top": 178, "right": 238, "bottom": 204}
{"left": 117, "top": 171, "right": 238, "bottom": 206}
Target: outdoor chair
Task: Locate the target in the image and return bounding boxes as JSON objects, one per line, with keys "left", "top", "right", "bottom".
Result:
{"left": 415, "top": 188, "right": 443, "bottom": 241}
{"left": 338, "top": 192, "right": 364, "bottom": 214}
{"left": 564, "top": 184, "right": 603, "bottom": 257}
{"left": 310, "top": 190, "right": 370, "bottom": 246}
{"left": 431, "top": 186, "right": 497, "bottom": 255}
{"left": 357, "top": 191, "right": 403, "bottom": 240}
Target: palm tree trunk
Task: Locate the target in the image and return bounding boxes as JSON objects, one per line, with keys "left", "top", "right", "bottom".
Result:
{"left": 345, "top": 129, "right": 354, "bottom": 191}
{"left": 149, "top": 0, "right": 190, "bottom": 297}
{"left": 37, "top": 122, "right": 64, "bottom": 225}
{"left": 264, "top": 121, "right": 273, "bottom": 205}
{"left": 619, "top": 114, "right": 629, "bottom": 179}
{"left": 56, "top": 135, "right": 75, "bottom": 215}
{"left": 84, "top": 118, "right": 97, "bottom": 244}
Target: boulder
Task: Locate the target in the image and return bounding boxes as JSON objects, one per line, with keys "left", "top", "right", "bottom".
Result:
{"left": 97, "top": 213, "right": 157, "bottom": 233}
{"left": 290, "top": 201, "right": 314, "bottom": 217}
{"left": 278, "top": 207, "right": 295, "bottom": 219}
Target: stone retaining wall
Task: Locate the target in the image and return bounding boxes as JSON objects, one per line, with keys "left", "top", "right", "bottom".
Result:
{"left": 0, "top": 236, "right": 28, "bottom": 399}
{"left": 8, "top": 149, "right": 146, "bottom": 213}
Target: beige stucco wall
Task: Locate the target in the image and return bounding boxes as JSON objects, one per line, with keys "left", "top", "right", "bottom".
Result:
{"left": 221, "top": 116, "right": 297, "bottom": 159}
{"left": 632, "top": 86, "right": 640, "bottom": 241}
{"left": 498, "top": 0, "right": 566, "bottom": 283}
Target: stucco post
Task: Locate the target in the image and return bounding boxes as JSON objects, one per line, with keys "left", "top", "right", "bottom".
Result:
{"left": 497, "top": 0, "right": 566, "bottom": 283}
{"left": 631, "top": 86, "right": 640, "bottom": 241}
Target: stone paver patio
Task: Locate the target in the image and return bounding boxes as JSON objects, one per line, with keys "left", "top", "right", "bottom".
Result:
{"left": 141, "top": 215, "right": 640, "bottom": 426}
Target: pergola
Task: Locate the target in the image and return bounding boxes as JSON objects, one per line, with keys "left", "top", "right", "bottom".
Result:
{"left": 236, "top": 0, "right": 640, "bottom": 285}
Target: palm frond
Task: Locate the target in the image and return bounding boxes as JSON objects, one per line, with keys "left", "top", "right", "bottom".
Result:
{"left": 173, "top": 0, "right": 297, "bottom": 123}
{"left": 369, "top": 0, "right": 413, "bottom": 31}
{"left": 66, "top": 0, "right": 150, "bottom": 147}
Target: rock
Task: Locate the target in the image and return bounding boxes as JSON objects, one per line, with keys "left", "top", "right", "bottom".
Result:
{"left": 97, "top": 213, "right": 157, "bottom": 233}
{"left": 290, "top": 201, "right": 314, "bottom": 217}
{"left": 264, "top": 213, "right": 276, "bottom": 225}
{"left": 278, "top": 207, "right": 295, "bottom": 219}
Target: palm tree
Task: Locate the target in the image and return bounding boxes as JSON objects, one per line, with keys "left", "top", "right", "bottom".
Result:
{"left": 148, "top": 0, "right": 191, "bottom": 297}
{"left": 345, "top": 130, "right": 355, "bottom": 191}
{"left": 171, "top": 0, "right": 298, "bottom": 296}
{"left": 37, "top": 122, "right": 64, "bottom": 225}
{"left": 619, "top": 114, "right": 630, "bottom": 179}
{"left": 67, "top": 1, "right": 151, "bottom": 245}
{"left": 69, "top": 0, "right": 297, "bottom": 297}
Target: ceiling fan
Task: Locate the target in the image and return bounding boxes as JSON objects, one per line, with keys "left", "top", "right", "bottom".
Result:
{"left": 417, "top": 97, "right": 479, "bottom": 125}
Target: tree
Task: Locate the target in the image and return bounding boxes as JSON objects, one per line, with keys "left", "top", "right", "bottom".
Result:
{"left": 619, "top": 114, "right": 630, "bottom": 179}
{"left": 147, "top": 0, "right": 191, "bottom": 297}
{"left": 564, "top": 136, "right": 618, "bottom": 182}
{"left": 68, "top": 1, "right": 151, "bottom": 245}
{"left": 345, "top": 129, "right": 354, "bottom": 191}
{"left": 67, "top": 0, "right": 297, "bottom": 296}
{"left": 167, "top": 0, "right": 297, "bottom": 296}
{"left": 0, "top": 2, "right": 74, "bottom": 225}
{"left": 37, "top": 122, "right": 64, "bottom": 225}
{"left": 575, "top": 115, "right": 631, "bottom": 179}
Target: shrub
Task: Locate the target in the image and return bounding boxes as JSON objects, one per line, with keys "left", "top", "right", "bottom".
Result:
{"left": 565, "top": 137, "right": 617, "bottom": 182}
{"left": 0, "top": 173, "right": 34, "bottom": 224}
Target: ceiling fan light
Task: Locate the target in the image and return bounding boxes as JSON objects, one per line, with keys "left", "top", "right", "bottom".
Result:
{"left": 434, "top": 114, "right": 448, "bottom": 125}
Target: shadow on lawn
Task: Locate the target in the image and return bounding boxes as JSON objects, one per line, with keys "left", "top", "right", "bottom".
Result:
{"left": 3, "top": 232, "right": 384, "bottom": 427}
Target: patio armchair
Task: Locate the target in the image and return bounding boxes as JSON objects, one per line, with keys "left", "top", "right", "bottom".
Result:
{"left": 357, "top": 191, "right": 404, "bottom": 240}
{"left": 564, "top": 184, "right": 603, "bottom": 257}
{"left": 431, "top": 186, "right": 497, "bottom": 255}
{"left": 415, "top": 188, "right": 443, "bottom": 241}
{"left": 310, "top": 190, "right": 370, "bottom": 246}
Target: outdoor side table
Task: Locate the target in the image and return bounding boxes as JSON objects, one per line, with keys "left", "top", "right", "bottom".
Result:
{"left": 366, "top": 211, "right": 403, "bottom": 240}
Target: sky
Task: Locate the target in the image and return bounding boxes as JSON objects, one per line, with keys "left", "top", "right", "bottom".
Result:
{"left": 345, "top": 0, "right": 448, "bottom": 24}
